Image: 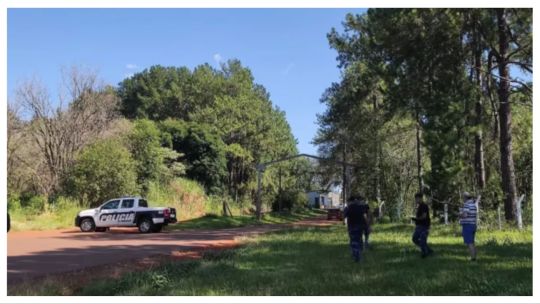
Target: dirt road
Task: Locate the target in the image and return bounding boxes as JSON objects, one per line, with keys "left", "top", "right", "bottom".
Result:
{"left": 7, "top": 217, "right": 333, "bottom": 283}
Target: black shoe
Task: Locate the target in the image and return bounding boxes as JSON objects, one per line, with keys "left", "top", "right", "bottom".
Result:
{"left": 421, "top": 252, "right": 428, "bottom": 258}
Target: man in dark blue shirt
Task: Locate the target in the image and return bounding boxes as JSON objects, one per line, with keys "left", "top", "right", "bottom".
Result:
{"left": 344, "top": 195, "right": 370, "bottom": 262}
{"left": 411, "top": 192, "right": 434, "bottom": 258}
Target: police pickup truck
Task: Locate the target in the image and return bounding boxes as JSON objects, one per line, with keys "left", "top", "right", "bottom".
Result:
{"left": 75, "top": 197, "right": 177, "bottom": 233}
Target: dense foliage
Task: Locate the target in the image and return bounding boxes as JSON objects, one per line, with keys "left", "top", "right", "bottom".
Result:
{"left": 8, "top": 60, "right": 310, "bottom": 215}
{"left": 315, "top": 8, "right": 532, "bottom": 223}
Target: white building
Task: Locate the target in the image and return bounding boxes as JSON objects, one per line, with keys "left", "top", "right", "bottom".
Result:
{"left": 306, "top": 191, "right": 341, "bottom": 209}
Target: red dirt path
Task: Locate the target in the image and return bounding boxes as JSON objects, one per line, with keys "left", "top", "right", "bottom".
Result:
{"left": 7, "top": 216, "right": 336, "bottom": 288}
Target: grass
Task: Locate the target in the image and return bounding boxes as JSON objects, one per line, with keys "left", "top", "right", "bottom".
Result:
{"left": 10, "top": 222, "right": 532, "bottom": 296}
{"left": 9, "top": 197, "right": 82, "bottom": 231}
{"left": 9, "top": 177, "right": 248, "bottom": 231}
{"left": 167, "top": 209, "right": 325, "bottom": 230}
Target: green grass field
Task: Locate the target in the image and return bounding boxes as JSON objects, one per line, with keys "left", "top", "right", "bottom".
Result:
{"left": 168, "top": 209, "right": 324, "bottom": 230}
{"left": 15, "top": 222, "right": 531, "bottom": 296}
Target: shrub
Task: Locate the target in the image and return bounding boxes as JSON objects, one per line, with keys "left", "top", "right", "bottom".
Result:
{"left": 9, "top": 195, "right": 82, "bottom": 231}
{"left": 378, "top": 215, "right": 391, "bottom": 224}
{"left": 128, "top": 119, "right": 185, "bottom": 193}
{"left": 147, "top": 178, "right": 208, "bottom": 220}
{"left": 25, "top": 195, "right": 47, "bottom": 215}
{"left": 64, "top": 139, "right": 139, "bottom": 207}
{"left": 272, "top": 190, "right": 308, "bottom": 212}
{"left": 7, "top": 193, "right": 22, "bottom": 212}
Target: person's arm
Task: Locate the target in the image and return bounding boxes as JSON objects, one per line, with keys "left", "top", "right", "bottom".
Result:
{"left": 460, "top": 204, "right": 469, "bottom": 218}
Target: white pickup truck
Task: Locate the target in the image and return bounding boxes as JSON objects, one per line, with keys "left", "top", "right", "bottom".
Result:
{"left": 75, "top": 196, "right": 177, "bottom": 233}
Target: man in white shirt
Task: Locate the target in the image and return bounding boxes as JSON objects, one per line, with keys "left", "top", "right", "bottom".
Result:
{"left": 459, "top": 192, "right": 478, "bottom": 261}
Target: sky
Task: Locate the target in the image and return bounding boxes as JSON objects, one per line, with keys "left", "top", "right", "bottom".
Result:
{"left": 8, "top": 8, "right": 368, "bottom": 155}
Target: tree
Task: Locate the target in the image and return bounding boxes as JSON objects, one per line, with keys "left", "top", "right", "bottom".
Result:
{"left": 16, "top": 67, "right": 120, "bottom": 195}
{"left": 474, "top": 8, "right": 531, "bottom": 220}
{"left": 159, "top": 119, "right": 228, "bottom": 195}
{"left": 64, "top": 139, "right": 139, "bottom": 207}
{"left": 120, "top": 60, "right": 303, "bottom": 217}
{"left": 317, "top": 9, "right": 531, "bottom": 224}
{"left": 127, "top": 119, "right": 185, "bottom": 193}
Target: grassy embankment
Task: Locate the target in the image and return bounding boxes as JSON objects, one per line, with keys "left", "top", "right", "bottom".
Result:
{"left": 8, "top": 178, "right": 322, "bottom": 231}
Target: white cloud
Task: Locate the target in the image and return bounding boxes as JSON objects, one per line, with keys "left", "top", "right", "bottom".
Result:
{"left": 213, "top": 53, "right": 222, "bottom": 64}
{"left": 282, "top": 63, "right": 295, "bottom": 75}
{"left": 126, "top": 64, "right": 138, "bottom": 70}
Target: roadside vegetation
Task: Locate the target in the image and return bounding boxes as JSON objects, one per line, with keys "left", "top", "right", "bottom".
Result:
{"left": 9, "top": 222, "right": 532, "bottom": 296}
{"left": 8, "top": 62, "right": 312, "bottom": 231}
{"left": 8, "top": 9, "right": 532, "bottom": 232}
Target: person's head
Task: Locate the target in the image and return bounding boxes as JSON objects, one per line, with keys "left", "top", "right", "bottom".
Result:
{"left": 462, "top": 192, "right": 474, "bottom": 202}
{"left": 348, "top": 194, "right": 364, "bottom": 205}
{"left": 414, "top": 192, "right": 424, "bottom": 205}
{"left": 357, "top": 195, "right": 366, "bottom": 204}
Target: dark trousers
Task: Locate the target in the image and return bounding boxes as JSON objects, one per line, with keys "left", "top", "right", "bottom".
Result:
{"left": 360, "top": 226, "right": 370, "bottom": 247}
{"left": 412, "top": 225, "right": 431, "bottom": 254}
{"left": 348, "top": 225, "right": 368, "bottom": 260}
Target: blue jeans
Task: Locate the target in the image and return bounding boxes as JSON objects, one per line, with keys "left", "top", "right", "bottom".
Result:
{"left": 412, "top": 225, "right": 431, "bottom": 254}
{"left": 461, "top": 224, "right": 477, "bottom": 244}
{"left": 348, "top": 225, "right": 367, "bottom": 261}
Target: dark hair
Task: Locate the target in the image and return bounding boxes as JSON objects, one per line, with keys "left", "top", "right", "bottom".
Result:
{"left": 348, "top": 194, "right": 364, "bottom": 201}
{"left": 414, "top": 192, "right": 423, "bottom": 199}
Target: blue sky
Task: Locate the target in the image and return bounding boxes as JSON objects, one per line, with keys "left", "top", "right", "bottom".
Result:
{"left": 8, "top": 8, "right": 367, "bottom": 155}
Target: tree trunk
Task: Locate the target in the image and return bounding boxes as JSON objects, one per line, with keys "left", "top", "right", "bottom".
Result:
{"left": 375, "top": 140, "right": 382, "bottom": 204}
{"left": 278, "top": 166, "right": 282, "bottom": 212}
{"left": 473, "top": 27, "right": 486, "bottom": 190}
{"left": 496, "top": 8, "right": 518, "bottom": 221}
{"left": 342, "top": 143, "right": 347, "bottom": 205}
{"left": 486, "top": 52, "right": 500, "bottom": 141}
{"left": 415, "top": 111, "right": 424, "bottom": 193}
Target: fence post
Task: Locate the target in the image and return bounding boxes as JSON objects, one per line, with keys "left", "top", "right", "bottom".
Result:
{"left": 444, "top": 202, "right": 448, "bottom": 225}
{"left": 378, "top": 201, "right": 385, "bottom": 219}
{"left": 516, "top": 194, "right": 525, "bottom": 230}
{"left": 497, "top": 204, "right": 502, "bottom": 230}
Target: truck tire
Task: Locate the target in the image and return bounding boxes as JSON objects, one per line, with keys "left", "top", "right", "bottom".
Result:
{"left": 138, "top": 217, "right": 153, "bottom": 233}
{"left": 80, "top": 218, "right": 96, "bottom": 232}
{"left": 151, "top": 224, "right": 163, "bottom": 233}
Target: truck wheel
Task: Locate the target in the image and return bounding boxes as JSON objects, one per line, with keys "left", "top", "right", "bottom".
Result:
{"left": 138, "top": 218, "right": 153, "bottom": 233}
{"left": 80, "top": 218, "right": 96, "bottom": 232}
{"left": 151, "top": 224, "right": 163, "bottom": 233}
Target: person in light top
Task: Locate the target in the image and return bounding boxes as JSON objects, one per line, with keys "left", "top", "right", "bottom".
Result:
{"left": 459, "top": 192, "right": 478, "bottom": 261}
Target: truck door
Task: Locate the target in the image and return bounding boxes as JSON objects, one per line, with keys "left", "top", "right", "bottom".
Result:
{"left": 117, "top": 198, "right": 136, "bottom": 226}
{"left": 97, "top": 199, "right": 121, "bottom": 227}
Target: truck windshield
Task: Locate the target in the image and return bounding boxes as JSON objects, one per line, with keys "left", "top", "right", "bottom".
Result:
{"left": 139, "top": 199, "right": 148, "bottom": 207}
